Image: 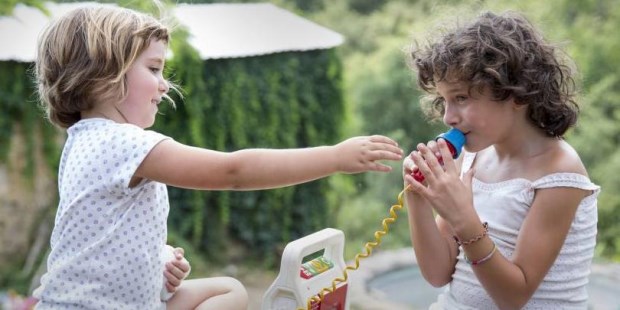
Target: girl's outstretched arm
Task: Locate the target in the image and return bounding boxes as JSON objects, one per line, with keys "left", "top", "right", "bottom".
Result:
{"left": 135, "top": 135, "right": 402, "bottom": 190}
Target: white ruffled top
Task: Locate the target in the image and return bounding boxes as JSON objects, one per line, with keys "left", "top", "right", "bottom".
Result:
{"left": 440, "top": 151, "right": 600, "bottom": 309}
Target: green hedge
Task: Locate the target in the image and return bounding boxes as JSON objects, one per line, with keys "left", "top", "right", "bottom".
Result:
{"left": 156, "top": 37, "right": 346, "bottom": 265}
{"left": 0, "top": 61, "right": 60, "bottom": 180}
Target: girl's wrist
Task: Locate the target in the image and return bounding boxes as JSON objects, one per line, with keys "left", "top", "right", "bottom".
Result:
{"left": 453, "top": 222, "right": 488, "bottom": 246}
{"left": 329, "top": 144, "right": 343, "bottom": 172}
{"left": 450, "top": 215, "right": 486, "bottom": 242}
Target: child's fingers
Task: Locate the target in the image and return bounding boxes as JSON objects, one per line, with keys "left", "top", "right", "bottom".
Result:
{"left": 425, "top": 140, "right": 440, "bottom": 158}
{"left": 164, "top": 269, "right": 183, "bottom": 286}
{"left": 165, "top": 261, "right": 186, "bottom": 279}
{"left": 404, "top": 173, "right": 429, "bottom": 196}
{"left": 437, "top": 139, "right": 457, "bottom": 173}
{"left": 368, "top": 134, "right": 400, "bottom": 147}
{"left": 403, "top": 153, "right": 415, "bottom": 172}
{"left": 367, "top": 142, "right": 403, "bottom": 161}
{"left": 420, "top": 144, "right": 442, "bottom": 172}
{"left": 170, "top": 257, "right": 191, "bottom": 274}
{"left": 165, "top": 282, "right": 176, "bottom": 293}
{"left": 173, "top": 247, "right": 185, "bottom": 259}
{"left": 362, "top": 136, "right": 403, "bottom": 155}
{"left": 367, "top": 161, "right": 393, "bottom": 172}
{"left": 412, "top": 146, "right": 439, "bottom": 183}
{"left": 368, "top": 150, "right": 403, "bottom": 164}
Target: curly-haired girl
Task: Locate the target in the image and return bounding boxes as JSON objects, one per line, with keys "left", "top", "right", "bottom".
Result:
{"left": 403, "top": 11, "right": 599, "bottom": 309}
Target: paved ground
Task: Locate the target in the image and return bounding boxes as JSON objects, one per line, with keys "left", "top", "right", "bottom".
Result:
{"left": 241, "top": 268, "right": 276, "bottom": 310}
{"left": 3, "top": 249, "right": 617, "bottom": 309}
{"left": 241, "top": 248, "right": 620, "bottom": 310}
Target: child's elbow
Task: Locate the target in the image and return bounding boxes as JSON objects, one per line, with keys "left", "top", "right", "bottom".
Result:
{"left": 421, "top": 271, "right": 451, "bottom": 288}
{"left": 428, "top": 277, "right": 451, "bottom": 288}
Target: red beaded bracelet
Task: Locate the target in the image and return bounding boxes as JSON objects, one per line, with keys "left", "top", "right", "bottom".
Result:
{"left": 453, "top": 222, "right": 489, "bottom": 246}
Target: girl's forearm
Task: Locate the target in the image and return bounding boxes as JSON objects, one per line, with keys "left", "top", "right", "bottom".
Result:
{"left": 465, "top": 243, "right": 533, "bottom": 309}
{"left": 406, "top": 194, "right": 456, "bottom": 287}
{"left": 225, "top": 147, "right": 339, "bottom": 190}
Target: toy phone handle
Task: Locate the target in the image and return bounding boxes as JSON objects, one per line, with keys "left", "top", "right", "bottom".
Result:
{"left": 436, "top": 128, "right": 466, "bottom": 158}
{"left": 410, "top": 128, "right": 466, "bottom": 182}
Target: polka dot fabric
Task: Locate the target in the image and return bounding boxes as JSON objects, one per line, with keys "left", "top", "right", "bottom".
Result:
{"left": 34, "top": 118, "right": 171, "bottom": 310}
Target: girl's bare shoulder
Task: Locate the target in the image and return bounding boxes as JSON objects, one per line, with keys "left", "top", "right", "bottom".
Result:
{"left": 473, "top": 140, "right": 587, "bottom": 183}
{"left": 527, "top": 139, "right": 588, "bottom": 180}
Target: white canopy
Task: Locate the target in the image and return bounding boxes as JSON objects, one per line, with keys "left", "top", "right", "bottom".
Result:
{"left": 174, "top": 3, "right": 344, "bottom": 59}
{"left": 0, "top": 2, "right": 344, "bottom": 62}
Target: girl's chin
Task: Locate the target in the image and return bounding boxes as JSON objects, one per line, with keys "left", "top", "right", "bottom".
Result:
{"left": 462, "top": 144, "right": 486, "bottom": 154}
{"left": 463, "top": 145, "right": 484, "bottom": 153}
{"left": 144, "top": 119, "right": 156, "bottom": 129}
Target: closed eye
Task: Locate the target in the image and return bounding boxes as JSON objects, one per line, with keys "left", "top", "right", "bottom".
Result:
{"left": 455, "top": 95, "right": 468, "bottom": 102}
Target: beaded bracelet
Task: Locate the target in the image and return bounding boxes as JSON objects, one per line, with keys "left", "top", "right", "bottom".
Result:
{"left": 464, "top": 242, "right": 497, "bottom": 266}
{"left": 453, "top": 222, "right": 489, "bottom": 246}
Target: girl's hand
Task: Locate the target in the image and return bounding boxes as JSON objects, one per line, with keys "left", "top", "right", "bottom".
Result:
{"left": 335, "top": 135, "right": 403, "bottom": 173}
{"left": 404, "top": 139, "right": 475, "bottom": 224}
{"left": 403, "top": 139, "right": 441, "bottom": 180}
{"left": 403, "top": 139, "right": 440, "bottom": 211}
{"left": 163, "top": 246, "right": 191, "bottom": 293}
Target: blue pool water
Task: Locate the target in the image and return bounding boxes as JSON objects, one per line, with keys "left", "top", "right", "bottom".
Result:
{"left": 367, "top": 265, "right": 620, "bottom": 310}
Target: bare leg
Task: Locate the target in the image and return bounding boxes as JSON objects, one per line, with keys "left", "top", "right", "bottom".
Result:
{"left": 166, "top": 277, "right": 248, "bottom": 310}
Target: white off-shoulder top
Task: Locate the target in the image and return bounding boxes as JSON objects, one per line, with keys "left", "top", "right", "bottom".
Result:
{"left": 437, "top": 151, "right": 600, "bottom": 310}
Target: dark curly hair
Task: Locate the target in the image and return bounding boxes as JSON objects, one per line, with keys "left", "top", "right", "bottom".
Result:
{"left": 410, "top": 11, "right": 579, "bottom": 137}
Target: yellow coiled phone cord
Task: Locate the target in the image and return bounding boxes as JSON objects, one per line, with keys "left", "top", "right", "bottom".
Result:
{"left": 299, "top": 185, "right": 411, "bottom": 310}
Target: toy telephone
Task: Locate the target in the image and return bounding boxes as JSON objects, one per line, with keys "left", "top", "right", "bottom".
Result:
{"left": 261, "top": 228, "right": 349, "bottom": 310}
{"left": 262, "top": 128, "right": 465, "bottom": 310}
{"left": 261, "top": 193, "right": 407, "bottom": 310}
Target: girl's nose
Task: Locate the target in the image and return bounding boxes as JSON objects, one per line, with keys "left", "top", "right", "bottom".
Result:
{"left": 160, "top": 79, "right": 170, "bottom": 94}
{"left": 443, "top": 104, "right": 459, "bottom": 127}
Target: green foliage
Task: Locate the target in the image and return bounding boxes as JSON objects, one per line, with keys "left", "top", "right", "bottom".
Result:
{"left": 0, "top": 0, "right": 46, "bottom": 16}
{"left": 0, "top": 60, "right": 61, "bottom": 295}
{"left": 564, "top": 1, "right": 620, "bottom": 257}
{"left": 347, "top": 0, "right": 387, "bottom": 15}
{"left": 157, "top": 29, "right": 346, "bottom": 264}
{"left": 515, "top": 0, "right": 620, "bottom": 258}
{"left": 0, "top": 61, "right": 60, "bottom": 177}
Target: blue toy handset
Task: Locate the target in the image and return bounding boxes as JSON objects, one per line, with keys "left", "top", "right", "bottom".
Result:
{"left": 411, "top": 128, "right": 466, "bottom": 182}
{"left": 261, "top": 228, "right": 349, "bottom": 310}
{"left": 264, "top": 128, "right": 466, "bottom": 310}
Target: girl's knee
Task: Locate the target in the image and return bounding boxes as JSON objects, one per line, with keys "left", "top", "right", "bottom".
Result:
{"left": 226, "top": 277, "right": 249, "bottom": 303}
{"left": 219, "top": 277, "right": 248, "bottom": 309}
{"left": 169, "top": 277, "right": 249, "bottom": 310}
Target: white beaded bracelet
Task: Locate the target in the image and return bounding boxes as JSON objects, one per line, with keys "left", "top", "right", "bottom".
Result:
{"left": 464, "top": 242, "right": 497, "bottom": 266}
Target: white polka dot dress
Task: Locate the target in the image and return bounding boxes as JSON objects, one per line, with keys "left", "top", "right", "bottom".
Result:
{"left": 34, "top": 118, "right": 171, "bottom": 310}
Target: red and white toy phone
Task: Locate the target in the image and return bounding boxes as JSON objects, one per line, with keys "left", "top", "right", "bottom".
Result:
{"left": 262, "top": 228, "right": 349, "bottom": 310}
